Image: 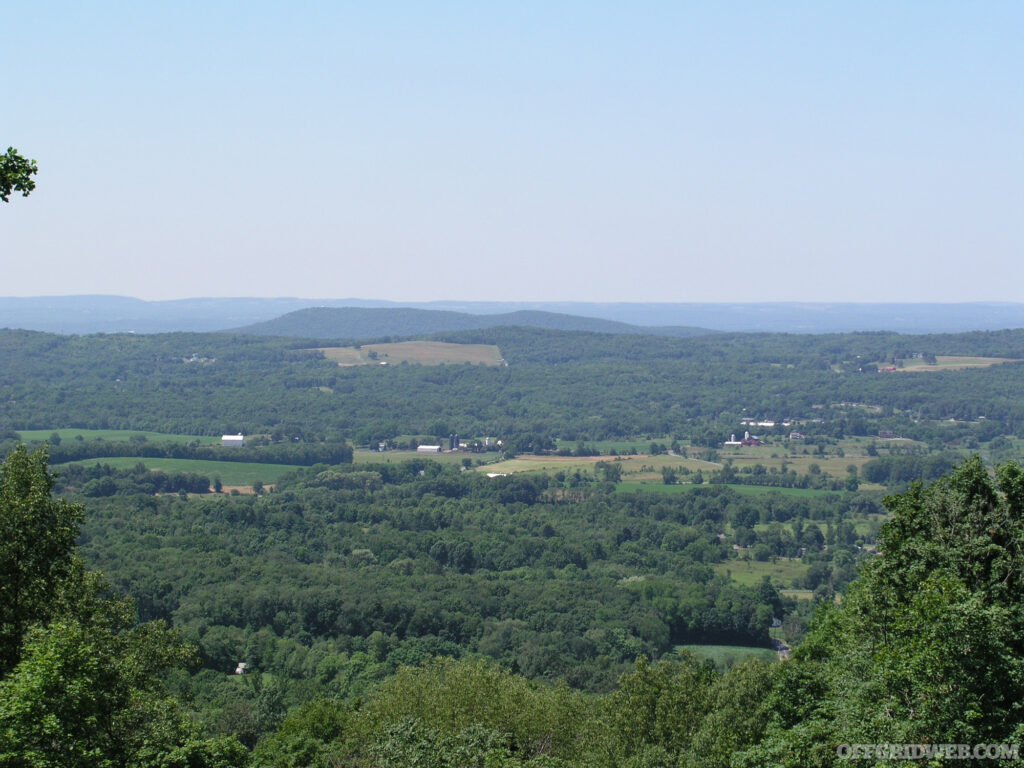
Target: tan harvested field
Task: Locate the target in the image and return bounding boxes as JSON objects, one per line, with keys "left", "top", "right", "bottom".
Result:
{"left": 476, "top": 453, "right": 719, "bottom": 479}
{"left": 479, "top": 440, "right": 901, "bottom": 487}
{"left": 719, "top": 451, "right": 873, "bottom": 478}
{"left": 317, "top": 341, "right": 504, "bottom": 367}
{"left": 885, "top": 355, "right": 1020, "bottom": 372}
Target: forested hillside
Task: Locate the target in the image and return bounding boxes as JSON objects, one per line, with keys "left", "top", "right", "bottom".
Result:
{"left": 3, "top": 325, "right": 1024, "bottom": 763}
{"left": 2, "top": 327, "right": 1024, "bottom": 448}
{"left": 232, "top": 306, "right": 713, "bottom": 338}
{"left": 3, "top": 448, "right": 1023, "bottom": 765}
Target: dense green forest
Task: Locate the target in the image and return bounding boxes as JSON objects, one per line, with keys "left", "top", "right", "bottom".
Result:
{"left": 3, "top": 324, "right": 1024, "bottom": 764}
{"left": 4, "top": 448, "right": 1023, "bottom": 765}
{"left": 2, "top": 327, "right": 1024, "bottom": 448}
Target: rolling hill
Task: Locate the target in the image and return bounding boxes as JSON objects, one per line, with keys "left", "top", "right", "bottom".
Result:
{"left": 231, "top": 306, "right": 714, "bottom": 340}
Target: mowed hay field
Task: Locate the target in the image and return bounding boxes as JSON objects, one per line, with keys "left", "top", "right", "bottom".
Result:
{"left": 477, "top": 449, "right": 870, "bottom": 486}
{"left": 55, "top": 457, "right": 302, "bottom": 486}
{"left": 675, "top": 644, "right": 779, "bottom": 667}
{"left": 317, "top": 341, "right": 504, "bottom": 366}
{"left": 352, "top": 449, "right": 477, "bottom": 466}
{"left": 886, "top": 355, "right": 1021, "bottom": 372}
{"left": 714, "top": 558, "right": 810, "bottom": 588}
{"left": 477, "top": 453, "right": 721, "bottom": 478}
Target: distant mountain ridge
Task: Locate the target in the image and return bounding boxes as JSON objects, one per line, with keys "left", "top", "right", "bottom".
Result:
{"left": 2, "top": 295, "right": 1024, "bottom": 335}
{"left": 231, "top": 307, "right": 713, "bottom": 340}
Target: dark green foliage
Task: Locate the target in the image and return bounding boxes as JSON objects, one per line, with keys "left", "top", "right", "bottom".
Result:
{"left": 61, "top": 462, "right": 212, "bottom": 496}
{"left": 0, "top": 148, "right": 36, "bottom": 203}
{"left": 860, "top": 452, "right": 960, "bottom": 486}
{"left": 4, "top": 321, "right": 1024, "bottom": 763}
{"left": 738, "top": 458, "right": 1024, "bottom": 765}
{"left": 3, "top": 327, "right": 1024, "bottom": 447}
{"left": 0, "top": 446, "right": 84, "bottom": 676}
{"left": 0, "top": 447, "right": 248, "bottom": 766}
{"left": 75, "top": 463, "right": 784, "bottom": 698}
{"left": 46, "top": 439, "right": 353, "bottom": 467}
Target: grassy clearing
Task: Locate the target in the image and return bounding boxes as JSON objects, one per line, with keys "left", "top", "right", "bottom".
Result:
{"left": 717, "top": 446, "right": 873, "bottom": 478}
{"left": 714, "top": 558, "right": 809, "bottom": 589}
{"left": 883, "top": 355, "right": 1020, "bottom": 372}
{"left": 477, "top": 451, "right": 857, "bottom": 494}
{"left": 478, "top": 453, "right": 719, "bottom": 478}
{"left": 475, "top": 455, "right": 607, "bottom": 475}
{"left": 317, "top": 341, "right": 504, "bottom": 367}
{"left": 675, "top": 644, "right": 778, "bottom": 667}
{"left": 55, "top": 457, "right": 301, "bottom": 486}
{"left": 17, "top": 429, "right": 220, "bottom": 445}
{"left": 352, "top": 449, "right": 491, "bottom": 466}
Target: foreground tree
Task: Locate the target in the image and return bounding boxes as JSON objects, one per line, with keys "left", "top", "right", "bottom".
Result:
{"left": 0, "top": 148, "right": 37, "bottom": 203}
{"left": 0, "top": 446, "right": 83, "bottom": 676}
{"left": 0, "top": 447, "right": 248, "bottom": 767}
{"left": 736, "top": 457, "right": 1024, "bottom": 766}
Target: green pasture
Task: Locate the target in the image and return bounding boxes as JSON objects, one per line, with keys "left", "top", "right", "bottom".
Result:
{"left": 881, "top": 355, "right": 1020, "bottom": 372}
{"left": 55, "top": 457, "right": 301, "bottom": 486}
{"left": 675, "top": 644, "right": 778, "bottom": 668}
{"left": 716, "top": 445, "right": 872, "bottom": 476}
{"left": 17, "top": 428, "right": 221, "bottom": 445}
{"left": 353, "top": 449, "right": 484, "bottom": 466}
{"left": 714, "top": 558, "right": 809, "bottom": 589}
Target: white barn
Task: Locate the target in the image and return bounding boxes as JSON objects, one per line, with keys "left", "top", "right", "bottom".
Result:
{"left": 222, "top": 434, "right": 245, "bottom": 447}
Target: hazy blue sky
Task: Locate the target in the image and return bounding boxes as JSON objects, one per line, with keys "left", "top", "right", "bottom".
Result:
{"left": 3, "top": 2, "right": 1021, "bottom": 301}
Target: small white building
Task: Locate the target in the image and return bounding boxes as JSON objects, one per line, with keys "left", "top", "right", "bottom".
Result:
{"left": 222, "top": 434, "right": 245, "bottom": 447}
{"left": 417, "top": 445, "right": 442, "bottom": 453}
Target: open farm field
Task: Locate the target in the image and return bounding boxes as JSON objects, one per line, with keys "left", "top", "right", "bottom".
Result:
{"left": 715, "top": 558, "right": 810, "bottom": 588}
{"left": 474, "top": 455, "right": 609, "bottom": 475}
{"left": 353, "top": 448, "right": 484, "bottom": 466}
{"left": 888, "top": 355, "right": 1021, "bottom": 372}
{"left": 316, "top": 341, "right": 504, "bottom": 366}
{"left": 55, "top": 457, "right": 301, "bottom": 486}
{"left": 717, "top": 450, "right": 873, "bottom": 478}
{"left": 479, "top": 453, "right": 718, "bottom": 478}
{"left": 17, "top": 428, "right": 221, "bottom": 445}
{"left": 554, "top": 437, "right": 672, "bottom": 454}
{"left": 676, "top": 644, "right": 779, "bottom": 667}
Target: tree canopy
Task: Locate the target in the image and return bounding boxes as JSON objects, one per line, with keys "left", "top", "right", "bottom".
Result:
{"left": 0, "top": 148, "right": 36, "bottom": 203}
{"left": 0, "top": 446, "right": 247, "bottom": 766}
